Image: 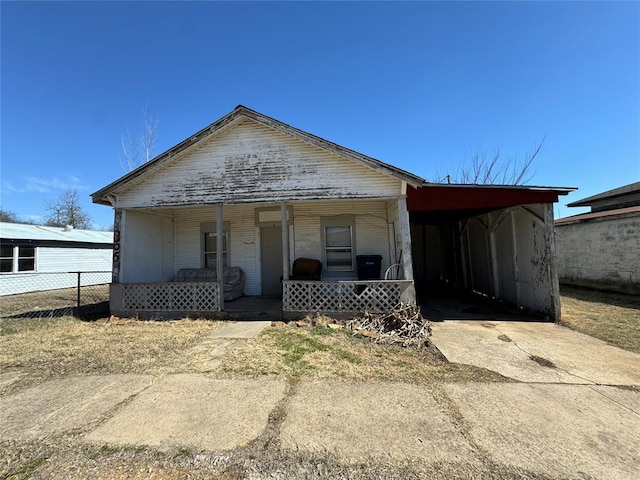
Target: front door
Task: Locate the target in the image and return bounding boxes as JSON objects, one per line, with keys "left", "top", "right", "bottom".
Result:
{"left": 261, "top": 226, "right": 283, "bottom": 296}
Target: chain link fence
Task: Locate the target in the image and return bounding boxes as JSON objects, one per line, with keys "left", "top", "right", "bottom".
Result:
{"left": 0, "top": 271, "right": 111, "bottom": 319}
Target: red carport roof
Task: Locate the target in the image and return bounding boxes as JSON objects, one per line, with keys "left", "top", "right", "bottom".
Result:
{"left": 407, "top": 183, "right": 575, "bottom": 217}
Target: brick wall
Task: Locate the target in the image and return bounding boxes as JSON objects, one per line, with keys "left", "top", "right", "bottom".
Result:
{"left": 555, "top": 212, "right": 639, "bottom": 294}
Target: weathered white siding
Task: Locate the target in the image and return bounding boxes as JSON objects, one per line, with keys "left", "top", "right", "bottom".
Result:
{"left": 173, "top": 204, "right": 259, "bottom": 295}
{"left": 116, "top": 119, "right": 402, "bottom": 208}
{"left": 293, "top": 199, "right": 396, "bottom": 281}
{"left": 556, "top": 212, "right": 640, "bottom": 294}
{"left": 156, "top": 199, "right": 399, "bottom": 296}
{"left": 119, "top": 210, "right": 173, "bottom": 283}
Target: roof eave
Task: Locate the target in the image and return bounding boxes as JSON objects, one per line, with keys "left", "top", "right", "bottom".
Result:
{"left": 418, "top": 182, "right": 577, "bottom": 195}
{"left": 566, "top": 181, "right": 640, "bottom": 207}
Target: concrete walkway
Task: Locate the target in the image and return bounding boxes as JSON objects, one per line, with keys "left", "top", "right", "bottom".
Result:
{"left": 2, "top": 320, "right": 639, "bottom": 479}
{"left": 186, "top": 320, "right": 271, "bottom": 370}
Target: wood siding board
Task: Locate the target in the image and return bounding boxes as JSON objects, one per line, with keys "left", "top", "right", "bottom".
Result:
{"left": 112, "top": 121, "right": 403, "bottom": 209}
{"left": 171, "top": 200, "right": 394, "bottom": 294}
{"left": 92, "top": 107, "right": 423, "bottom": 205}
{"left": 119, "top": 210, "right": 174, "bottom": 283}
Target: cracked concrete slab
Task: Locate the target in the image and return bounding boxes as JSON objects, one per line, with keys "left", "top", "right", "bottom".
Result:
{"left": 443, "top": 383, "right": 640, "bottom": 480}
{"left": 431, "top": 321, "right": 640, "bottom": 384}
{"left": 1, "top": 374, "right": 154, "bottom": 439}
{"left": 279, "top": 380, "right": 476, "bottom": 464}
{"left": 85, "top": 374, "right": 287, "bottom": 451}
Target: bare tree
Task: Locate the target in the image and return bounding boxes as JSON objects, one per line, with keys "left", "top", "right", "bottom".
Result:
{"left": 121, "top": 104, "right": 159, "bottom": 171}
{"left": 45, "top": 189, "right": 91, "bottom": 229}
{"left": 432, "top": 136, "right": 545, "bottom": 185}
{"left": 0, "top": 209, "right": 38, "bottom": 225}
{"left": 0, "top": 209, "right": 20, "bottom": 223}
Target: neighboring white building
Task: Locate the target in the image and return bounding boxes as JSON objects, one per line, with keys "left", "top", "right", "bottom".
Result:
{"left": 556, "top": 182, "right": 640, "bottom": 294}
{"left": 0, "top": 222, "right": 113, "bottom": 296}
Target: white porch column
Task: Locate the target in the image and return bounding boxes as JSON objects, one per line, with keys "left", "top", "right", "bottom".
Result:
{"left": 281, "top": 202, "right": 290, "bottom": 281}
{"left": 397, "top": 196, "right": 416, "bottom": 305}
{"left": 216, "top": 203, "right": 224, "bottom": 311}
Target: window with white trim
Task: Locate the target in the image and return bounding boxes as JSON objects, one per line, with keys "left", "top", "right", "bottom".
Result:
{"left": 321, "top": 215, "right": 356, "bottom": 274}
{"left": 0, "top": 245, "right": 36, "bottom": 273}
{"left": 203, "top": 231, "right": 229, "bottom": 268}
{"left": 201, "top": 221, "right": 230, "bottom": 268}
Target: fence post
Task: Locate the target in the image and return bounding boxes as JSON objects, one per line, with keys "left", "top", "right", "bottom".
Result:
{"left": 77, "top": 272, "right": 81, "bottom": 310}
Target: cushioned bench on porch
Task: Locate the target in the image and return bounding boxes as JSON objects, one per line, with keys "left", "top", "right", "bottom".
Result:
{"left": 174, "top": 267, "right": 244, "bottom": 302}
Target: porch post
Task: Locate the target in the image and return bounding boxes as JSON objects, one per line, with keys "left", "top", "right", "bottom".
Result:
{"left": 397, "top": 195, "right": 416, "bottom": 305}
{"left": 281, "top": 202, "right": 290, "bottom": 281}
{"left": 112, "top": 209, "right": 123, "bottom": 284}
{"left": 217, "top": 203, "right": 224, "bottom": 311}
{"left": 544, "top": 203, "right": 561, "bottom": 321}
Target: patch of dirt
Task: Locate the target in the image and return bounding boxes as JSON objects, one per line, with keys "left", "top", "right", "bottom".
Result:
{"left": 529, "top": 355, "right": 557, "bottom": 369}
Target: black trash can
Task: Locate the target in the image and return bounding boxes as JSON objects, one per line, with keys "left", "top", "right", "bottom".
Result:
{"left": 356, "top": 255, "right": 383, "bottom": 280}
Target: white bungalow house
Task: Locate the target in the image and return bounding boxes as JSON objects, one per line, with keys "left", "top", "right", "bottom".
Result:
{"left": 92, "top": 106, "right": 420, "bottom": 318}
{"left": 92, "top": 106, "right": 572, "bottom": 320}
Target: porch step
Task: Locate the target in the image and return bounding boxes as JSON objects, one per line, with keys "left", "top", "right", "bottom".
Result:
{"left": 215, "top": 310, "right": 284, "bottom": 321}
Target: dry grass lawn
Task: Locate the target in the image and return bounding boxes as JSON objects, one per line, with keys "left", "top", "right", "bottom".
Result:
{"left": 219, "top": 324, "right": 507, "bottom": 384}
{"left": 560, "top": 285, "right": 640, "bottom": 354}
{"left": 0, "top": 316, "right": 221, "bottom": 393}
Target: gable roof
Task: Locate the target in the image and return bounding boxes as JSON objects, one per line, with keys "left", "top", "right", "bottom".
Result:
{"left": 92, "top": 105, "right": 425, "bottom": 206}
{"left": 567, "top": 181, "right": 640, "bottom": 208}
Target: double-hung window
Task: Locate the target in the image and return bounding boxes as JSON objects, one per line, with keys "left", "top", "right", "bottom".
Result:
{"left": 321, "top": 215, "right": 356, "bottom": 274}
{"left": 0, "top": 245, "right": 36, "bottom": 273}
{"left": 203, "top": 231, "right": 229, "bottom": 268}
{"left": 201, "top": 221, "right": 230, "bottom": 268}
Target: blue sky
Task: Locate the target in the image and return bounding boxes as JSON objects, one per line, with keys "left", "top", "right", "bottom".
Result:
{"left": 1, "top": 1, "right": 638, "bottom": 229}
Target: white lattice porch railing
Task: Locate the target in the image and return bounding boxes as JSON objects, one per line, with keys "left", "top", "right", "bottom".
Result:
{"left": 120, "top": 282, "right": 221, "bottom": 312}
{"left": 282, "top": 280, "right": 413, "bottom": 313}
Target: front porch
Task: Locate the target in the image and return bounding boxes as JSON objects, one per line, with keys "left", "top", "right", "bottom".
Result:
{"left": 110, "top": 279, "right": 414, "bottom": 320}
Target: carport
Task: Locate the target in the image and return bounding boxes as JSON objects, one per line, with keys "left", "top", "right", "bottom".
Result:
{"left": 407, "top": 184, "right": 574, "bottom": 321}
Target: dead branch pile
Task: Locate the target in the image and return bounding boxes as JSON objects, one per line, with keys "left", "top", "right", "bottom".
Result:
{"left": 346, "top": 304, "right": 431, "bottom": 347}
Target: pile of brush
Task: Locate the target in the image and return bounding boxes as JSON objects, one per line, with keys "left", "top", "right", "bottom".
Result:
{"left": 345, "top": 304, "right": 431, "bottom": 348}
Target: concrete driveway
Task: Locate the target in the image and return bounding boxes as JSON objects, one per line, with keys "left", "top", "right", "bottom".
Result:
{"left": 430, "top": 320, "right": 640, "bottom": 385}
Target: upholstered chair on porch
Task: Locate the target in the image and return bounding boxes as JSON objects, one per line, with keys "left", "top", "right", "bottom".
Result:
{"left": 290, "top": 258, "right": 322, "bottom": 281}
